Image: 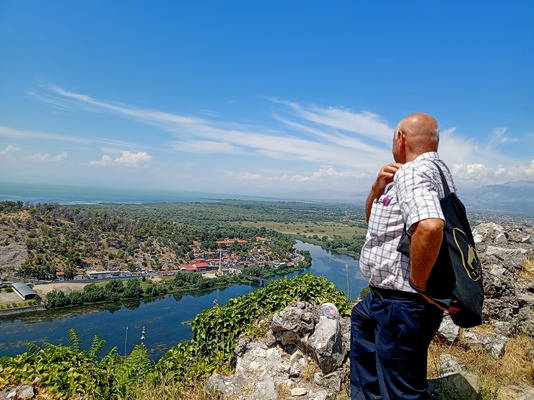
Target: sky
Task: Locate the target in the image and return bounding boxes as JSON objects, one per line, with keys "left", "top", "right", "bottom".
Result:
{"left": 1, "top": 1, "right": 533, "bottom": 202}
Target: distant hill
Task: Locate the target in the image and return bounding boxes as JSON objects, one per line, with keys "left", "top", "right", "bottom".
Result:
{"left": 459, "top": 180, "right": 534, "bottom": 216}
{"left": 349, "top": 181, "right": 534, "bottom": 216}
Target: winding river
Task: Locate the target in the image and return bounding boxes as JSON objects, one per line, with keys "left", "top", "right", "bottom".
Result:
{"left": 0, "top": 241, "right": 366, "bottom": 361}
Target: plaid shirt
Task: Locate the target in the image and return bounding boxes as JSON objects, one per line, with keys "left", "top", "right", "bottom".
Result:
{"left": 359, "top": 152, "right": 456, "bottom": 292}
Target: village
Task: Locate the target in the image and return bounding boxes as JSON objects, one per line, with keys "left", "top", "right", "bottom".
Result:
{"left": 52, "top": 235, "right": 304, "bottom": 282}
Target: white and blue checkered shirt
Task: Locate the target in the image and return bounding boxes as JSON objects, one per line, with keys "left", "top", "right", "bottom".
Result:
{"left": 359, "top": 152, "right": 456, "bottom": 292}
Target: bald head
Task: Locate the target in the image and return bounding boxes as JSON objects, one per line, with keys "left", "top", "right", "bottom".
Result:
{"left": 393, "top": 113, "right": 439, "bottom": 162}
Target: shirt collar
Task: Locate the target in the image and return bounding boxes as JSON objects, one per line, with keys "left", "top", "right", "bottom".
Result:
{"left": 414, "top": 152, "right": 439, "bottom": 162}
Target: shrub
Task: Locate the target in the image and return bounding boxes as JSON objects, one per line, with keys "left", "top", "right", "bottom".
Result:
{"left": 155, "top": 273, "right": 349, "bottom": 383}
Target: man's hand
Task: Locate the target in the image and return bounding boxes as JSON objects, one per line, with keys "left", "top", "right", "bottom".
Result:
{"left": 365, "top": 162, "right": 403, "bottom": 222}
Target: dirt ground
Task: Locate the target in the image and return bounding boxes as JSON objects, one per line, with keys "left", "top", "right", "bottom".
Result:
{"left": 0, "top": 291, "right": 21, "bottom": 304}
{"left": 32, "top": 282, "right": 88, "bottom": 298}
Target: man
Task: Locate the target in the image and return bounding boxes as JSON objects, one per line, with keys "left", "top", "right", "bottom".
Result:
{"left": 350, "top": 113, "right": 457, "bottom": 399}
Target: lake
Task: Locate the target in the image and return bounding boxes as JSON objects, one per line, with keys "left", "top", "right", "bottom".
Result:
{"left": 0, "top": 241, "right": 366, "bottom": 361}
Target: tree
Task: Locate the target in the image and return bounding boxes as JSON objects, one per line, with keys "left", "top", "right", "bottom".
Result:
{"left": 123, "top": 279, "right": 143, "bottom": 299}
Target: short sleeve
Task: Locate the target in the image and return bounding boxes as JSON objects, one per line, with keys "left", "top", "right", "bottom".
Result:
{"left": 394, "top": 163, "right": 444, "bottom": 233}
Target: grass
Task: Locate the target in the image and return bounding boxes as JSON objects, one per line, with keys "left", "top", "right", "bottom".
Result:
{"left": 428, "top": 331, "right": 534, "bottom": 399}
{"left": 520, "top": 258, "right": 534, "bottom": 281}
{"left": 233, "top": 220, "right": 366, "bottom": 239}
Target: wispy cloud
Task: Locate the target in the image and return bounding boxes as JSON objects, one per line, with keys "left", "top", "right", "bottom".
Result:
{"left": 32, "top": 86, "right": 392, "bottom": 169}
{"left": 273, "top": 166, "right": 364, "bottom": 182}
{"left": 0, "top": 124, "right": 139, "bottom": 150}
{"left": 0, "top": 145, "right": 21, "bottom": 158}
{"left": 88, "top": 151, "right": 152, "bottom": 167}
{"left": 28, "top": 85, "right": 534, "bottom": 189}
{"left": 25, "top": 151, "right": 68, "bottom": 162}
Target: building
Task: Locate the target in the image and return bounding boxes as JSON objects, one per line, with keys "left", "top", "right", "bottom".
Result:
{"left": 180, "top": 264, "right": 197, "bottom": 272}
{"left": 12, "top": 282, "right": 38, "bottom": 300}
{"left": 86, "top": 271, "right": 114, "bottom": 279}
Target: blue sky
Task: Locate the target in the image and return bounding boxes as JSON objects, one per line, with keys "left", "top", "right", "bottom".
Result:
{"left": 1, "top": 1, "right": 533, "bottom": 201}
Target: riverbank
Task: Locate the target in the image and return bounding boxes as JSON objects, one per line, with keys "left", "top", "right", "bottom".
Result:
{"left": 0, "top": 305, "right": 46, "bottom": 316}
{"left": 0, "top": 241, "right": 364, "bottom": 361}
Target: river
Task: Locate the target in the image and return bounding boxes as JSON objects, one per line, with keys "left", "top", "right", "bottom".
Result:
{"left": 0, "top": 241, "right": 366, "bottom": 361}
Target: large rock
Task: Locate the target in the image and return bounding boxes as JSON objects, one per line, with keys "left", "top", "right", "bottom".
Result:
{"left": 209, "top": 301, "right": 350, "bottom": 399}
{"left": 306, "top": 316, "right": 344, "bottom": 373}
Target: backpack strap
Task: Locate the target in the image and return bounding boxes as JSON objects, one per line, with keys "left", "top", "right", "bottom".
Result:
{"left": 430, "top": 160, "right": 451, "bottom": 197}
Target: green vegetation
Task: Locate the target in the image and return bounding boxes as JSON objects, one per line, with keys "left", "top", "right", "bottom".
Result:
{"left": 45, "top": 279, "right": 150, "bottom": 308}
{"left": 2, "top": 274, "right": 532, "bottom": 399}
{"left": 70, "top": 199, "right": 368, "bottom": 257}
{"left": 1, "top": 201, "right": 306, "bottom": 280}
{"left": 0, "top": 274, "right": 350, "bottom": 399}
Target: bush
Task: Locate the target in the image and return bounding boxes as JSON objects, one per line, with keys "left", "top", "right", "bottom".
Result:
{"left": 156, "top": 273, "right": 349, "bottom": 383}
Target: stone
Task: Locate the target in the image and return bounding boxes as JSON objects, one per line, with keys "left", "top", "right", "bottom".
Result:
{"left": 307, "top": 315, "right": 345, "bottom": 373}
{"left": 495, "top": 232, "right": 508, "bottom": 244}
{"left": 270, "top": 301, "right": 319, "bottom": 336}
{"left": 290, "top": 387, "right": 308, "bottom": 396}
{"left": 314, "top": 371, "right": 343, "bottom": 391}
{"left": 437, "top": 316, "right": 460, "bottom": 344}
{"left": 498, "top": 384, "right": 534, "bottom": 400}
{"left": 428, "top": 370, "right": 480, "bottom": 400}
{"left": 18, "top": 385, "right": 34, "bottom": 399}
{"left": 288, "top": 349, "right": 307, "bottom": 377}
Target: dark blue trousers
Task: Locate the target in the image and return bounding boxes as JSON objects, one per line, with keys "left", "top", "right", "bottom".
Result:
{"left": 350, "top": 290, "right": 443, "bottom": 400}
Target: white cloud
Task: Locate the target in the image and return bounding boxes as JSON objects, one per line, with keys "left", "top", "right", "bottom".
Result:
{"left": 239, "top": 172, "right": 262, "bottom": 181}
{"left": 0, "top": 145, "right": 21, "bottom": 157}
{"left": 88, "top": 151, "right": 152, "bottom": 167}
{"left": 274, "top": 166, "right": 361, "bottom": 182}
{"left": 28, "top": 86, "right": 534, "bottom": 191}
{"left": 170, "top": 140, "right": 242, "bottom": 154}
{"left": 25, "top": 151, "right": 68, "bottom": 162}
{"left": 33, "top": 86, "right": 391, "bottom": 170}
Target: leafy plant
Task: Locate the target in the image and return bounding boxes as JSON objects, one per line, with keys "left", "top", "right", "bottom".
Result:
{"left": 155, "top": 273, "right": 350, "bottom": 383}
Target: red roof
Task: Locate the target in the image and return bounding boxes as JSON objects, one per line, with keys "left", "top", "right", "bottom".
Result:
{"left": 193, "top": 261, "right": 210, "bottom": 268}
{"left": 216, "top": 239, "right": 248, "bottom": 245}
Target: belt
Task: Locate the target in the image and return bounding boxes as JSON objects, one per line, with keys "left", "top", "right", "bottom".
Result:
{"left": 369, "top": 286, "right": 424, "bottom": 303}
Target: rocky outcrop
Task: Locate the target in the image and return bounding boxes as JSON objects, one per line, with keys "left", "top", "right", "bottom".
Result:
{"left": 210, "top": 222, "right": 534, "bottom": 399}
{"left": 0, "top": 244, "right": 26, "bottom": 276}
{"left": 473, "top": 222, "right": 534, "bottom": 337}
{"left": 209, "top": 301, "right": 350, "bottom": 399}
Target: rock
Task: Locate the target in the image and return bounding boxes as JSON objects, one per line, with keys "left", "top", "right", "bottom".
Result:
{"left": 498, "top": 384, "right": 534, "bottom": 400}
{"left": 463, "top": 331, "right": 508, "bottom": 359}
{"left": 291, "top": 387, "right": 308, "bottom": 396}
{"left": 314, "top": 371, "right": 343, "bottom": 392}
{"left": 473, "top": 223, "right": 505, "bottom": 243}
{"left": 270, "top": 301, "right": 319, "bottom": 336}
{"left": 306, "top": 316, "right": 344, "bottom": 373}
{"left": 0, "top": 244, "right": 27, "bottom": 273}
{"left": 289, "top": 349, "right": 308, "bottom": 377}
{"left": 495, "top": 232, "right": 508, "bottom": 244}
{"left": 209, "top": 302, "right": 350, "bottom": 399}
{"left": 0, "top": 385, "right": 35, "bottom": 400}
{"left": 428, "top": 359, "right": 480, "bottom": 400}
{"left": 437, "top": 316, "right": 460, "bottom": 344}
{"left": 485, "top": 246, "right": 528, "bottom": 268}
{"left": 18, "top": 385, "right": 34, "bottom": 399}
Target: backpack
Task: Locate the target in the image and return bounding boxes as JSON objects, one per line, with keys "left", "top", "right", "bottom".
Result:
{"left": 397, "top": 161, "right": 484, "bottom": 328}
